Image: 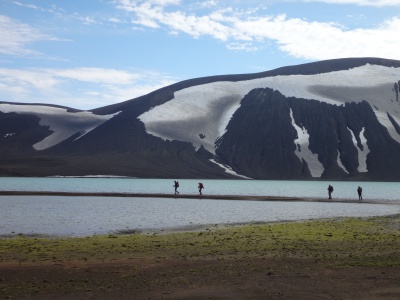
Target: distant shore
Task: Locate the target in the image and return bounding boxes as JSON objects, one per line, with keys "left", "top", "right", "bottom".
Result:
{"left": 0, "top": 190, "right": 399, "bottom": 205}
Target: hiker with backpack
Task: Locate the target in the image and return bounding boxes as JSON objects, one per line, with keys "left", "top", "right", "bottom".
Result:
{"left": 198, "top": 182, "right": 204, "bottom": 195}
{"left": 174, "top": 180, "right": 179, "bottom": 194}
{"left": 327, "top": 184, "right": 334, "bottom": 199}
{"left": 357, "top": 186, "right": 363, "bottom": 201}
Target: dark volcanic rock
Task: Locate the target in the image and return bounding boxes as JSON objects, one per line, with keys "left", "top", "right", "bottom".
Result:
{"left": 1, "top": 57, "right": 400, "bottom": 180}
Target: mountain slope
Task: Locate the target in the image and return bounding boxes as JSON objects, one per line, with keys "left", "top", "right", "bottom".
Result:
{"left": 1, "top": 57, "right": 400, "bottom": 180}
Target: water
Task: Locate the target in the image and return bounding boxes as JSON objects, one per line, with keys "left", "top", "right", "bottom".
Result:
{"left": 0, "top": 178, "right": 399, "bottom": 237}
{"left": 1, "top": 177, "right": 400, "bottom": 201}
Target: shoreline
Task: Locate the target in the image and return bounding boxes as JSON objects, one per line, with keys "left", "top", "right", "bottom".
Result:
{"left": 1, "top": 191, "right": 399, "bottom": 238}
{"left": 0, "top": 190, "right": 399, "bottom": 205}
{"left": 2, "top": 214, "right": 400, "bottom": 239}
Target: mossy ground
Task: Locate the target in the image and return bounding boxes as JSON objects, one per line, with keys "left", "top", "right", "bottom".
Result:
{"left": 1, "top": 215, "right": 399, "bottom": 299}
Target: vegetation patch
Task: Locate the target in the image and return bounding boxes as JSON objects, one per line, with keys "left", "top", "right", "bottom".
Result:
{"left": 1, "top": 215, "right": 399, "bottom": 299}
{"left": 1, "top": 215, "right": 399, "bottom": 267}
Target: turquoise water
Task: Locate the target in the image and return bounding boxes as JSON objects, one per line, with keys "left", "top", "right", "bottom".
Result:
{"left": 0, "top": 178, "right": 399, "bottom": 237}
{"left": 1, "top": 177, "right": 400, "bottom": 201}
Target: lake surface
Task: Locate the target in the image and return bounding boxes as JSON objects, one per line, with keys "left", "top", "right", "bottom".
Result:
{"left": 0, "top": 178, "right": 399, "bottom": 237}
{"left": 2, "top": 177, "right": 400, "bottom": 200}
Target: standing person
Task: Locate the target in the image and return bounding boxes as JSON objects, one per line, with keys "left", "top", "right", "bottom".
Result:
{"left": 327, "top": 185, "right": 334, "bottom": 199}
{"left": 174, "top": 180, "right": 179, "bottom": 194}
{"left": 198, "top": 182, "right": 204, "bottom": 195}
{"left": 357, "top": 186, "right": 363, "bottom": 201}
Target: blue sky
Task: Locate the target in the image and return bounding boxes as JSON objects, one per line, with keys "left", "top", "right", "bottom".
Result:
{"left": 1, "top": 0, "right": 400, "bottom": 110}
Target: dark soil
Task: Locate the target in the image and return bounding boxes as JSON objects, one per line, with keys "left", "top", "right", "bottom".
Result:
{"left": 1, "top": 258, "right": 399, "bottom": 299}
{"left": 1, "top": 215, "right": 399, "bottom": 299}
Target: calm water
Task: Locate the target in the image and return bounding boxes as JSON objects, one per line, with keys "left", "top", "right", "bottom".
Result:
{"left": 0, "top": 178, "right": 399, "bottom": 237}
{"left": 1, "top": 177, "right": 400, "bottom": 200}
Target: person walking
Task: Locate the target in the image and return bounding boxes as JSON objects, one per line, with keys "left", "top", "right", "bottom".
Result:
{"left": 327, "top": 185, "right": 334, "bottom": 199}
{"left": 174, "top": 180, "right": 179, "bottom": 194}
{"left": 357, "top": 186, "right": 363, "bottom": 201}
{"left": 198, "top": 182, "right": 204, "bottom": 195}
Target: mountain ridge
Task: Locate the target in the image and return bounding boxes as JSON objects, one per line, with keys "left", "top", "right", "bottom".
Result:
{"left": 1, "top": 57, "right": 400, "bottom": 180}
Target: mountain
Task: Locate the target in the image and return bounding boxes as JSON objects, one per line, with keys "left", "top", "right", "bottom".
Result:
{"left": 1, "top": 57, "right": 400, "bottom": 180}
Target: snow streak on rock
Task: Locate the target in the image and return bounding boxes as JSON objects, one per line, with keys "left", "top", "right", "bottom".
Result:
{"left": 290, "top": 109, "right": 324, "bottom": 178}
{"left": 209, "top": 159, "right": 251, "bottom": 179}
{"left": 337, "top": 150, "right": 349, "bottom": 174}
{"left": 347, "top": 127, "right": 370, "bottom": 173}
{"left": 374, "top": 111, "right": 400, "bottom": 144}
{"left": 0, "top": 104, "right": 120, "bottom": 150}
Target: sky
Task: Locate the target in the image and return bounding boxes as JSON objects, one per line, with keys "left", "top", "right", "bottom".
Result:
{"left": 1, "top": 0, "right": 400, "bottom": 110}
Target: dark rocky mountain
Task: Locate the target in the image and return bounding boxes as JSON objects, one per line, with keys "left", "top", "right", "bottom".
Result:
{"left": 1, "top": 57, "right": 400, "bottom": 180}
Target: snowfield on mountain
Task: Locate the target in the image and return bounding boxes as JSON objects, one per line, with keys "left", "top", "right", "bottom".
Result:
{"left": 0, "top": 103, "right": 120, "bottom": 150}
{"left": 139, "top": 64, "right": 400, "bottom": 152}
{"left": 1, "top": 58, "right": 400, "bottom": 180}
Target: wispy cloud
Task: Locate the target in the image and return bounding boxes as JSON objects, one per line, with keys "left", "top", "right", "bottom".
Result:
{"left": 46, "top": 68, "right": 141, "bottom": 85}
{"left": 108, "top": 17, "right": 124, "bottom": 23}
{"left": 11, "top": 1, "right": 44, "bottom": 10}
{"left": 0, "top": 67, "right": 177, "bottom": 109}
{"left": 0, "top": 15, "right": 60, "bottom": 56}
{"left": 114, "top": 0, "right": 400, "bottom": 60}
{"left": 72, "top": 13, "right": 98, "bottom": 25}
{"left": 302, "top": 0, "right": 400, "bottom": 7}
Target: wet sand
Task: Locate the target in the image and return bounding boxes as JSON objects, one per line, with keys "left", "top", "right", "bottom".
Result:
{"left": 0, "top": 190, "right": 398, "bottom": 205}
{"left": 0, "top": 190, "right": 300, "bottom": 200}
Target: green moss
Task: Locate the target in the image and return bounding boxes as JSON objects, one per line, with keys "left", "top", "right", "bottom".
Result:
{"left": 1, "top": 215, "right": 399, "bottom": 267}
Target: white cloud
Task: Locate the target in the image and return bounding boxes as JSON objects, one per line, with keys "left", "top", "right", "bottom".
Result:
{"left": 72, "top": 13, "right": 98, "bottom": 25}
{"left": 226, "top": 42, "right": 259, "bottom": 52}
{"left": 0, "top": 15, "right": 59, "bottom": 56}
{"left": 47, "top": 68, "right": 141, "bottom": 85}
{"left": 115, "top": 0, "right": 400, "bottom": 59}
{"left": 152, "top": 0, "right": 181, "bottom": 5}
{"left": 236, "top": 15, "right": 400, "bottom": 60}
{"left": 199, "top": 0, "right": 219, "bottom": 8}
{"left": 11, "top": 1, "right": 43, "bottom": 10}
{"left": 303, "top": 0, "right": 400, "bottom": 7}
{"left": 108, "top": 17, "right": 124, "bottom": 23}
{"left": 117, "top": 0, "right": 181, "bottom": 9}
{"left": 0, "top": 69, "right": 60, "bottom": 90}
{"left": 0, "top": 67, "right": 177, "bottom": 109}
{"left": 119, "top": 2, "right": 250, "bottom": 41}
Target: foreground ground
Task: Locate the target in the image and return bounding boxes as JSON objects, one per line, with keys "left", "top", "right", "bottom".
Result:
{"left": 1, "top": 215, "right": 399, "bottom": 299}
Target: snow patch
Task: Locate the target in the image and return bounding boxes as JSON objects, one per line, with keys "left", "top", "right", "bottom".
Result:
{"left": 336, "top": 150, "right": 349, "bottom": 174}
{"left": 209, "top": 159, "right": 252, "bottom": 179}
{"left": 0, "top": 104, "right": 120, "bottom": 150}
{"left": 374, "top": 111, "right": 400, "bottom": 144}
{"left": 347, "top": 127, "right": 370, "bottom": 173}
{"left": 290, "top": 109, "right": 324, "bottom": 178}
{"left": 139, "top": 82, "right": 258, "bottom": 154}
{"left": 4, "top": 133, "right": 15, "bottom": 138}
{"left": 138, "top": 64, "right": 400, "bottom": 153}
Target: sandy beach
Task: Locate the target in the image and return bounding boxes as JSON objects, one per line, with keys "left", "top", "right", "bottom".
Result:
{"left": 0, "top": 190, "right": 303, "bottom": 200}
{"left": 1, "top": 190, "right": 398, "bottom": 205}
{"left": 1, "top": 211, "right": 399, "bottom": 299}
